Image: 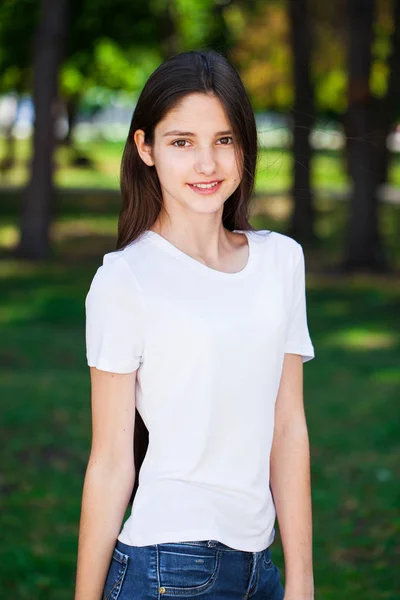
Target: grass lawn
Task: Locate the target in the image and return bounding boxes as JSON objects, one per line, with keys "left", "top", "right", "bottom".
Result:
{"left": 0, "top": 186, "right": 399, "bottom": 598}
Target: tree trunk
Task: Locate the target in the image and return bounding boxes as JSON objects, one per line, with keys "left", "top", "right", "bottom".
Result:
{"left": 15, "top": 0, "right": 68, "bottom": 259}
{"left": 208, "top": 0, "right": 233, "bottom": 54}
{"left": 157, "top": 0, "right": 180, "bottom": 59}
{"left": 61, "top": 97, "right": 78, "bottom": 147}
{"left": 288, "top": 0, "right": 317, "bottom": 244}
{"left": 344, "top": 0, "right": 386, "bottom": 271}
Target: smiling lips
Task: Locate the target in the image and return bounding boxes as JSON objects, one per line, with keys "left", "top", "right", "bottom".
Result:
{"left": 187, "top": 180, "right": 223, "bottom": 194}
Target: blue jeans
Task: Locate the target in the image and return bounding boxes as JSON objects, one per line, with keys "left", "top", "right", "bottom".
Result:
{"left": 103, "top": 538, "right": 285, "bottom": 599}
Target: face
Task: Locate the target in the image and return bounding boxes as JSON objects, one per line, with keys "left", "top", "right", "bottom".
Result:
{"left": 134, "top": 93, "right": 242, "bottom": 218}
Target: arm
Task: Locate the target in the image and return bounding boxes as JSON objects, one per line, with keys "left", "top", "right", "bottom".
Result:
{"left": 270, "top": 352, "right": 314, "bottom": 600}
{"left": 74, "top": 367, "right": 137, "bottom": 600}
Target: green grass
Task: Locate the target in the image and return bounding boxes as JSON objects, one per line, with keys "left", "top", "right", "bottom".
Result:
{"left": 1, "top": 191, "right": 400, "bottom": 598}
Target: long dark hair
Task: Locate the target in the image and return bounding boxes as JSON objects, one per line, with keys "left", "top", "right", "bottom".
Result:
{"left": 118, "top": 49, "right": 259, "bottom": 506}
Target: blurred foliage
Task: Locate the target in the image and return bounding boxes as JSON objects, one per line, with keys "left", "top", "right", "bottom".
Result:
{"left": 229, "top": 2, "right": 293, "bottom": 111}
{"left": 0, "top": 0, "right": 40, "bottom": 92}
{"left": 173, "top": 0, "right": 217, "bottom": 49}
{"left": 61, "top": 0, "right": 161, "bottom": 99}
{"left": 370, "top": 0, "right": 394, "bottom": 98}
{"left": 0, "top": 0, "right": 399, "bottom": 115}
{"left": 0, "top": 0, "right": 162, "bottom": 102}
{"left": 229, "top": 0, "right": 397, "bottom": 114}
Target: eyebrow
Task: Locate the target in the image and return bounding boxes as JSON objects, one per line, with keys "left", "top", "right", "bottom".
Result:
{"left": 162, "top": 130, "right": 232, "bottom": 137}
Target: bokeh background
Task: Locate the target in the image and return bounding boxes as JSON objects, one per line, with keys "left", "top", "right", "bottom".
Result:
{"left": 1, "top": 0, "right": 399, "bottom": 598}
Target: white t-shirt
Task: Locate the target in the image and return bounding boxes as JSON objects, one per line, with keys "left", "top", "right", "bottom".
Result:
{"left": 85, "top": 229, "right": 315, "bottom": 552}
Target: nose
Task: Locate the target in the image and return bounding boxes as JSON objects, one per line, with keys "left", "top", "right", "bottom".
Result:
{"left": 194, "top": 146, "right": 217, "bottom": 176}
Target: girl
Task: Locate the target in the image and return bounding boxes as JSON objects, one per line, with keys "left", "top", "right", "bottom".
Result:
{"left": 75, "top": 50, "right": 315, "bottom": 600}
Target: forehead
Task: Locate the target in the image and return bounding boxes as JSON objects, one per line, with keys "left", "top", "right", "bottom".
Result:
{"left": 156, "top": 93, "right": 231, "bottom": 134}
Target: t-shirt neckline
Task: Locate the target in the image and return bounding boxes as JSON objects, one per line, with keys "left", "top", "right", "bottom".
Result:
{"left": 143, "top": 229, "right": 256, "bottom": 278}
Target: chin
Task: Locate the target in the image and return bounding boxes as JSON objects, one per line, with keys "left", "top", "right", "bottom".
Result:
{"left": 191, "top": 203, "right": 226, "bottom": 215}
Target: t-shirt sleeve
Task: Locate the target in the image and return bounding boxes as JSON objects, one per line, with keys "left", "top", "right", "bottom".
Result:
{"left": 284, "top": 242, "right": 315, "bottom": 363}
{"left": 85, "top": 257, "right": 145, "bottom": 373}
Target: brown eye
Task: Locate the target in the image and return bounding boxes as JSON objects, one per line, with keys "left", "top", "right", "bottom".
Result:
{"left": 218, "top": 137, "right": 233, "bottom": 145}
{"left": 172, "top": 140, "right": 189, "bottom": 147}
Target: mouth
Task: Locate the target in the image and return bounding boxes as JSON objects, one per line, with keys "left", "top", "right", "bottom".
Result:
{"left": 187, "top": 180, "right": 223, "bottom": 194}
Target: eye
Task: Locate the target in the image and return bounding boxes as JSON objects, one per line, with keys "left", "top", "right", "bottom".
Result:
{"left": 218, "top": 136, "right": 233, "bottom": 145}
{"left": 171, "top": 137, "right": 233, "bottom": 147}
{"left": 171, "top": 139, "right": 190, "bottom": 148}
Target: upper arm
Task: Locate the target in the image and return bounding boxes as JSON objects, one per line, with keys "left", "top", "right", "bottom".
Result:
{"left": 274, "top": 353, "right": 307, "bottom": 435}
{"left": 272, "top": 240, "right": 315, "bottom": 433}
{"left": 84, "top": 256, "right": 145, "bottom": 469}
{"left": 88, "top": 367, "right": 137, "bottom": 471}
{"left": 283, "top": 241, "right": 315, "bottom": 363}
{"left": 85, "top": 257, "right": 145, "bottom": 374}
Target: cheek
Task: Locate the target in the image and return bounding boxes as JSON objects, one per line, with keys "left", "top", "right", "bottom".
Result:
{"left": 155, "top": 149, "right": 190, "bottom": 180}
{"left": 223, "top": 150, "right": 240, "bottom": 173}
{"left": 224, "top": 153, "right": 241, "bottom": 184}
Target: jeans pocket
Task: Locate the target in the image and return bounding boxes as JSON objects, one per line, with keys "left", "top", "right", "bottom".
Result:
{"left": 157, "top": 542, "right": 221, "bottom": 596}
{"left": 263, "top": 547, "right": 274, "bottom": 569}
{"left": 103, "top": 547, "right": 129, "bottom": 600}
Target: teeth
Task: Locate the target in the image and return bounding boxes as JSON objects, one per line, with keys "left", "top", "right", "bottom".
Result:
{"left": 191, "top": 181, "right": 219, "bottom": 189}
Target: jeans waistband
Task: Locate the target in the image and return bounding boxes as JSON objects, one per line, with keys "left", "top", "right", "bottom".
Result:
{"left": 167, "top": 540, "right": 268, "bottom": 555}
{"left": 117, "top": 538, "right": 269, "bottom": 555}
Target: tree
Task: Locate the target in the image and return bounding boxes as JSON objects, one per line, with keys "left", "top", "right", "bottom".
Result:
{"left": 288, "top": 0, "right": 317, "bottom": 244}
{"left": 4, "top": 0, "right": 159, "bottom": 259}
{"left": 15, "top": 0, "right": 69, "bottom": 259}
{"left": 344, "top": 0, "right": 386, "bottom": 270}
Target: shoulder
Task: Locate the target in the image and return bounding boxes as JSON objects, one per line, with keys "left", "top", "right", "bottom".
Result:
{"left": 250, "top": 229, "right": 303, "bottom": 260}
{"left": 90, "top": 232, "right": 149, "bottom": 285}
{"left": 88, "top": 252, "right": 131, "bottom": 292}
{"left": 86, "top": 241, "right": 145, "bottom": 305}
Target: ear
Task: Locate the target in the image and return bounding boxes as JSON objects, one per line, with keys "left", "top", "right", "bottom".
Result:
{"left": 133, "top": 129, "right": 154, "bottom": 166}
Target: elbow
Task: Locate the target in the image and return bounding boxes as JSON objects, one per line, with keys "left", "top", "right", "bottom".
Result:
{"left": 86, "top": 453, "right": 135, "bottom": 484}
{"left": 274, "top": 419, "right": 309, "bottom": 439}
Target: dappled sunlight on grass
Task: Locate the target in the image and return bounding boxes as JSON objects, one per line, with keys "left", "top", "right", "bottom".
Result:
{"left": 0, "top": 224, "right": 18, "bottom": 248}
{"left": 0, "top": 216, "right": 120, "bottom": 262}
{"left": 319, "top": 299, "right": 350, "bottom": 317}
{"left": 370, "top": 366, "right": 400, "bottom": 384}
{"left": 326, "top": 327, "right": 398, "bottom": 351}
{"left": 251, "top": 193, "right": 292, "bottom": 222}
{"left": 0, "top": 258, "right": 70, "bottom": 279}
{"left": 0, "top": 302, "right": 41, "bottom": 325}
{"left": 52, "top": 215, "right": 118, "bottom": 240}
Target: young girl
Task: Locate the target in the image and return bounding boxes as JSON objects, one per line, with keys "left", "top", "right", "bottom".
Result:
{"left": 75, "top": 50, "right": 315, "bottom": 600}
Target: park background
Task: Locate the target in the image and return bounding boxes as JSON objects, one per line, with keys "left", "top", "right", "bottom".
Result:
{"left": 0, "top": 0, "right": 399, "bottom": 598}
